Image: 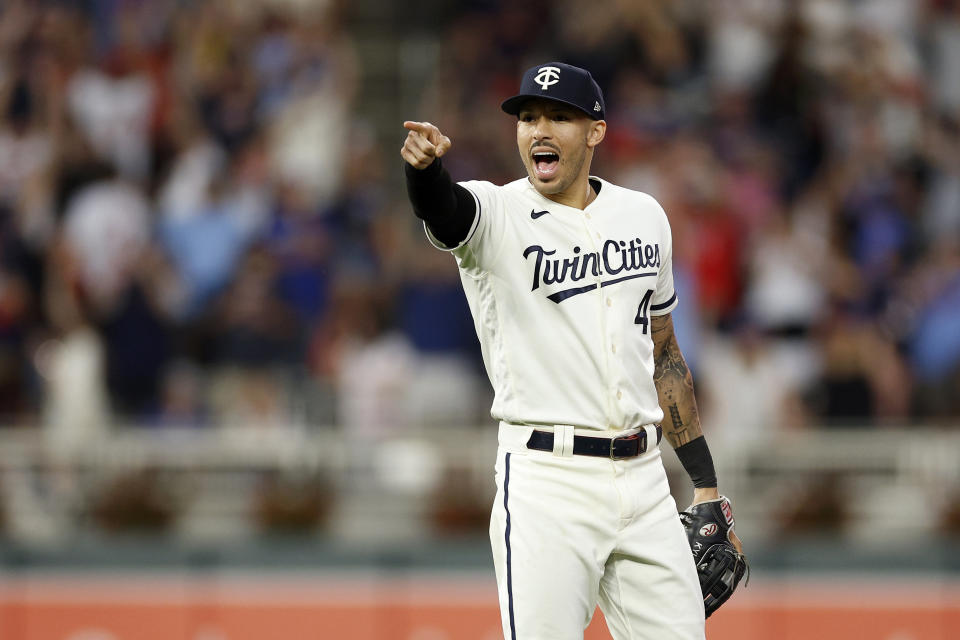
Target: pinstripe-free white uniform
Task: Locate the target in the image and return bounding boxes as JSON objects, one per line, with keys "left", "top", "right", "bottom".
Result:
{"left": 425, "top": 176, "right": 704, "bottom": 639}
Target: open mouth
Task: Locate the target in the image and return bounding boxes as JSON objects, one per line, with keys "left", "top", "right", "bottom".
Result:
{"left": 532, "top": 150, "right": 560, "bottom": 180}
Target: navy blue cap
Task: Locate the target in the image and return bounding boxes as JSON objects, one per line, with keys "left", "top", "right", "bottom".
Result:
{"left": 501, "top": 62, "right": 605, "bottom": 120}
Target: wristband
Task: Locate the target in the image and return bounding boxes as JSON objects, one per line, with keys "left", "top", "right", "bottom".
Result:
{"left": 674, "top": 436, "right": 717, "bottom": 488}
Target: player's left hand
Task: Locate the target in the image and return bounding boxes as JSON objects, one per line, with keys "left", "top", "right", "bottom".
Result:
{"left": 690, "top": 488, "right": 743, "bottom": 555}
{"left": 680, "top": 495, "right": 749, "bottom": 618}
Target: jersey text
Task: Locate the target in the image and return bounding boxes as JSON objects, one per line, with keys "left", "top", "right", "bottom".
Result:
{"left": 523, "top": 238, "right": 661, "bottom": 302}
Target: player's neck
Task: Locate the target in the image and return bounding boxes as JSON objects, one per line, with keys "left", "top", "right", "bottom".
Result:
{"left": 537, "top": 176, "right": 597, "bottom": 210}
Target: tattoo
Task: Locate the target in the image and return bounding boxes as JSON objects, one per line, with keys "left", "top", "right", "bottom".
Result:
{"left": 668, "top": 404, "right": 682, "bottom": 426}
{"left": 668, "top": 403, "right": 686, "bottom": 441}
{"left": 653, "top": 339, "right": 692, "bottom": 386}
{"left": 651, "top": 315, "right": 702, "bottom": 447}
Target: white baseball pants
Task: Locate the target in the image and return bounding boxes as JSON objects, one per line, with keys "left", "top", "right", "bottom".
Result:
{"left": 489, "top": 423, "right": 705, "bottom": 640}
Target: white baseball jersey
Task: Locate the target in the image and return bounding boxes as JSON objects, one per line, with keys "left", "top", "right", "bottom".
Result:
{"left": 425, "top": 175, "right": 678, "bottom": 432}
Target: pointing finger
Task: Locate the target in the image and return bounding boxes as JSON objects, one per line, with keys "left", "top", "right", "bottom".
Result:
{"left": 404, "top": 121, "right": 450, "bottom": 148}
{"left": 404, "top": 121, "right": 435, "bottom": 136}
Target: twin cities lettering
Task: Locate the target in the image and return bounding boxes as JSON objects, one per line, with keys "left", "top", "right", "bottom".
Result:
{"left": 523, "top": 238, "right": 661, "bottom": 303}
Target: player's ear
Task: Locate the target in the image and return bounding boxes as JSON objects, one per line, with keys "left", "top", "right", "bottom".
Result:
{"left": 586, "top": 120, "right": 606, "bottom": 149}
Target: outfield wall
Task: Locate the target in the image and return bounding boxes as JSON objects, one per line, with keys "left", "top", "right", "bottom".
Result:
{"left": 1, "top": 571, "right": 957, "bottom": 640}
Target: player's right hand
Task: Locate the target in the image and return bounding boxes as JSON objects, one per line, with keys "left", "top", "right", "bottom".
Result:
{"left": 401, "top": 121, "right": 452, "bottom": 169}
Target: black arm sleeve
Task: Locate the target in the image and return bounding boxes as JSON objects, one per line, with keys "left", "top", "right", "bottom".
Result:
{"left": 404, "top": 158, "right": 477, "bottom": 248}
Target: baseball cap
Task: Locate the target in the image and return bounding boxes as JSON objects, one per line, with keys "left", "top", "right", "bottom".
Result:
{"left": 501, "top": 62, "right": 605, "bottom": 120}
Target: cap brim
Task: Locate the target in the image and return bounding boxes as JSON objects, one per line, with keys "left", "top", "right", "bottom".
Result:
{"left": 500, "top": 94, "right": 603, "bottom": 120}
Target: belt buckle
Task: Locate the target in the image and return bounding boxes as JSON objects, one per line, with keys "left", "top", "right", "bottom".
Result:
{"left": 609, "top": 430, "right": 647, "bottom": 460}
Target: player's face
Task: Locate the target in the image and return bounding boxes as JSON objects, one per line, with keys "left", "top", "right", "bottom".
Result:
{"left": 516, "top": 100, "right": 605, "bottom": 202}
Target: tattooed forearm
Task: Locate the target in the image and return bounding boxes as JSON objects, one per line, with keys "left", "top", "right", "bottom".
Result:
{"left": 651, "top": 314, "right": 703, "bottom": 447}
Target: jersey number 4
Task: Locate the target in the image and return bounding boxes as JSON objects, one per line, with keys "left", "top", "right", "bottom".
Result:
{"left": 634, "top": 289, "right": 653, "bottom": 334}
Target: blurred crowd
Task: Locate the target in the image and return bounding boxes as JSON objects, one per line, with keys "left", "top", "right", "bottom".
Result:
{"left": 0, "top": 0, "right": 959, "bottom": 450}
{"left": 0, "top": 0, "right": 486, "bottom": 450}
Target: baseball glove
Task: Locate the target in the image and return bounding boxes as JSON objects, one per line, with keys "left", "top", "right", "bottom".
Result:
{"left": 679, "top": 496, "right": 749, "bottom": 618}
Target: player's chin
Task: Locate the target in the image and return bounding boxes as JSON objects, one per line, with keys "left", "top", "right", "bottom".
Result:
{"left": 526, "top": 170, "right": 562, "bottom": 193}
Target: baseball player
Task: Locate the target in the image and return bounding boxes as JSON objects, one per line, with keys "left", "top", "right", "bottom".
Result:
{"left": 401, "top": 62, "right": 745, "bottom": 639}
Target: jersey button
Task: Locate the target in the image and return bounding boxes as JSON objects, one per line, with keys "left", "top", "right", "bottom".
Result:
{"left": 585, "top": 212, "right": 592, "bottom": 219}
{"left": 606, "top": 298, "right": 612, "bottom": 307}
{"left": 616, "top": 390, "right": 623, "bottom": 400}
{"left": 611, "top": 345, "right": 617, "bottom": 354}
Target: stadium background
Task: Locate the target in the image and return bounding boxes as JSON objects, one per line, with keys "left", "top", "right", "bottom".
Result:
{"left": 0, "top": 0, "right": 959, "bottom": 638}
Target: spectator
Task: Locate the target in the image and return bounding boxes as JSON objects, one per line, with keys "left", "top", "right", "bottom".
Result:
{"left": 698, "top": 320, "right": 802, "bottom": 447}
{"left": 264, "top": 181, "right": 334, "bottom": 327}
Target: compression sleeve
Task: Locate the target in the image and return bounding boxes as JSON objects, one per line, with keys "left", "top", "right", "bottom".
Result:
{"left": 404, "top": 158, "right": 477, "bottom": 248}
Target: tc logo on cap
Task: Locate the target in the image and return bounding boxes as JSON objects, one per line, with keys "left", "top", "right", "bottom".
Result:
{"left": 534, "top": 66, "right": 561, "bottom": 90}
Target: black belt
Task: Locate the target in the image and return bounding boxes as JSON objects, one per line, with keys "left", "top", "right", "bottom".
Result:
{"left": 526, "top": 425, "right": 662, "bottom": 460}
